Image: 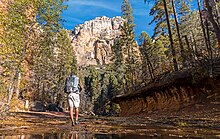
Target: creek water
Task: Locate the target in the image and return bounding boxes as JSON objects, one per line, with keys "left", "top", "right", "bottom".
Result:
{"left": 1, "top": 126, "right": 220, "bottom": 139}
{"left": 0, "top": 132, "right": 189, "bottom": 139}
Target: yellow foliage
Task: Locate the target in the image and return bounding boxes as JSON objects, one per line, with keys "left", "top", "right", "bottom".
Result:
{"left": 9, "top": 97, "right": 25, "bottom": 112}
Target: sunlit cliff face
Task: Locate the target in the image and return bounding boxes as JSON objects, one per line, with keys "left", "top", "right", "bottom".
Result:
{"left": 69, "top": 16, "right": 125, "bottom": 67}
{"left": 69, "top": 16, "right": 141, "bottom": 67}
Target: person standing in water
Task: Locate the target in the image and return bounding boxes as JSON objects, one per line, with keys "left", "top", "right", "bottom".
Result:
{"left": 65, "top": 71, "right": 81, "bottom": 126}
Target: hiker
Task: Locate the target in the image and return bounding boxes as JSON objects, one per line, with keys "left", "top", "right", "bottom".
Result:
{"left": 65, "top": 71, "right": 81, "bottom": 126}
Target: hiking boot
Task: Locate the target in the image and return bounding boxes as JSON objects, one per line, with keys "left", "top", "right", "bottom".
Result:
{"left": 72, "top": 121, "right": 75, "bottom": 126}
{"left": 75, "top": 120, "right": 79, "bottom": 125}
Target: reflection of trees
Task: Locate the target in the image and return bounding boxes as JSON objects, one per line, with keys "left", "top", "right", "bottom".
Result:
{"left": 1, "top": 132, "right": 119, "bottom": 139}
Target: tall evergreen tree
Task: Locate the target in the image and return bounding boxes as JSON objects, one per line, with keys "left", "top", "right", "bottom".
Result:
{"left": 139, "top": 32, "right": 155, "bottom": 81}
{"left": 111, "top": 0, "right": 140, "bottom": 93}
{"left": 148, "top": 0, "right": 178, "bottom": 71}
{"left": 30, "top": 0, "right": 73, "bottom": 104}
{"left": 139, "top": 32, "right": 168, "bottom": 82}
{"left": 122, "top": 0, "right": 134, "bottom": 25}
{"left": 171, "top": 0, "right": 185, "bottom": 63}
{"left": 197, "top": 0, "right": 210, "bottom": 56}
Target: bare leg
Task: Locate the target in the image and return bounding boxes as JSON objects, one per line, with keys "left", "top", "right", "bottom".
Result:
{"left": 75, "top": 108, "right": 79, "bottom": 122}
{"left": 69, "top": 107, "right": 74, "bottom": 123}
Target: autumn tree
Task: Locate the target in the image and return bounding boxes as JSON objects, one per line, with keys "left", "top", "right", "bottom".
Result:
{"left": 0, "top": 0, "right": 38, "bottom": 104}
{"left": 0, "top": 0, "right": 72, "bottom": 109}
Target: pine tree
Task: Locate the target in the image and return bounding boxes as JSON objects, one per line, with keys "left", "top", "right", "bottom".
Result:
{"left": 88, "top": 67, "right": 101, "bottom": 104}
{"left": 139, "top": 32, "right": 155, "bottom": 81}
{"left": 122, "top": 0, "right": 134, "bottom": 25}
{"left": 52, "top": 29, "right": 77, "bottom": 106}
{"left": 121, "top": 0, "right": 140, "bottom": 92}
{"left": 122, "top": 22, "right": 139, "bottom": 92}
{"left": 111, "top": 0, "right": 138, "bottom": 94}
{"left": 30, "top": 0, "right": 72, "bottom": 103}
{"left": 139, "top": 32, "right": 168, "bottom": 83}
{"left": 171, "top": 0, "right": 185, "bottom": 63}
{"left": 148, "top": 0, "right": 178, "bottom": 71}
{"left": 111, "top": 36, "right": 128, "bottom": 93}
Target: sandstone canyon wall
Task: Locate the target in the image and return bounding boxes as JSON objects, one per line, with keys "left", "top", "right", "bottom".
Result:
{"left": 69, "top": 16, "right": 125, "bottom": 67}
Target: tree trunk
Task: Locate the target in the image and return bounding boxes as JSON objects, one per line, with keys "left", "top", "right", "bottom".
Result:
{"left": 7, "top": 23, "right": 35, "bottom": 105}
{"left": 146, "top": 55, "right": 155, "bottom": 81}
{"left": 204, "top": 0, "right": 220, "bottom": 47}
{"left": 7, "top": 74, "right": 14, "bottom": 104}
{"left": 171, "top": 0, "right": 185, "bottom": 62}
{"left": 205, "top": 20, "right": 212, "bottom": 48}
{"left": 205, "top": 19, "right": 213, "bottom": 77}
{"left": 184, "top": 35, "right": 193, "bottom": 60}
{"left": 197, "top": 0, "right": 210, "bottom": 56}
{"left": 189, "top": 36, "right": 197, "bottom": 61}
{"left": 191, "top": 31, "right": 199, "bottom": 59}
{"left": 213, "top": 0, "right": 220, "bottom": 25}
{"left": 15, "top": 72, "right": 21, "bottom": 98}
{"left": 163, "top": 0, "right": 178, "bottom": 71}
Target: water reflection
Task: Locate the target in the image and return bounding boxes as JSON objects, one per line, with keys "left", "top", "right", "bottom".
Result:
{"left": 1, "top": 125, "right": 219, "bottom": 138}
{"left": 0, "top": 132, "right": 186, "bottom": 139}
{"left": 71, "top": 131, "right": 78, "bottom": 139}
{"left": 1, "top": 127, "right": 207, "bottom": 139}
{"left": 71, "top": 126, "right": 79, "bottom": 139}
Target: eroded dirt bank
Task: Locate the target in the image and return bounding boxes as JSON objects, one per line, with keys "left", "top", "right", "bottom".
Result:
{"left": 0, "top": 98, "right": 220, "bottom": 139}
{"left": 114, "top": 70, "right": 220, "bottom": 117}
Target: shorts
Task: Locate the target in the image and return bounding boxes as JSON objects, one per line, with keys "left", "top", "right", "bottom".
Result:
{"left": 68, "top": 92, "right": 80, "bottom": 108}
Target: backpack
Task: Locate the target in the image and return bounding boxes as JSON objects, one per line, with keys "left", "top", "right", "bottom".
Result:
{"left": 64, "top": 75, "right": 79, "bottom": 94}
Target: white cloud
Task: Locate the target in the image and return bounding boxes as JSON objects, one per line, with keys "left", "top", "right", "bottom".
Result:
{"left": 66, "top": 0, "right": 120, "bottom": 13}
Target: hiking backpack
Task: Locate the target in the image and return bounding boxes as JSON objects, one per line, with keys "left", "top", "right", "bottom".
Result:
{"left": 64, "top": 75, "right": 79, "bottom": 94}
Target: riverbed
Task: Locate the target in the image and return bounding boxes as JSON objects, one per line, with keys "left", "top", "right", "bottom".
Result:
{"left": 0, "top": 102, "right": 220, "bottom": 139}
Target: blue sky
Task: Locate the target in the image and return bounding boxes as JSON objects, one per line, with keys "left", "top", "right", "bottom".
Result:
{"left": 62, "top": 0, "right": 154, "bottom": 37}
{"left": 61, "top": 0, "right": 198, "bottom": 38}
